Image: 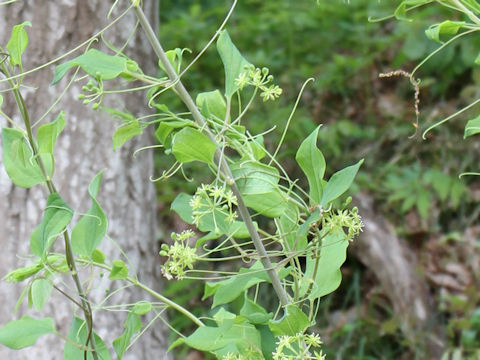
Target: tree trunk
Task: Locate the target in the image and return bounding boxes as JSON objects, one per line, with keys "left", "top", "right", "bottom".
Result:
{"left": 351, "top": 193, "right": 444, "bottom": 358}
{"left": 0, "top": 1, "right": 170, "bottom": 359}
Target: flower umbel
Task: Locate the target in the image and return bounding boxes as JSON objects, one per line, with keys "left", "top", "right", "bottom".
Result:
{"left": 234, "top": 66, "right": 283, "bottom": 101}
{"left": 160, "top": 230, "right": 198, "bottom": 280}
{"left": 190, "top": 183, "right": 238, "bottom": 232}
{"left": 272, "top": 332, "right": 326, "bottom": 359}
{"left": 322, "top": 207, "right": 364, "bottom": 241}
{"left": 260, "top": 84, "right": 283, "bottom": 102}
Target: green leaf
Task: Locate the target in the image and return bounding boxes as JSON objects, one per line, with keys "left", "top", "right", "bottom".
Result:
{"left": 268, "top": 305, "right": 310, "bottom": 336}
{"left": 178, "top": 322, "right": 232, "bottom": 352}
{"left": 71, "top": 171, "right": 108, "bottom": 256}
{"left": 240, "top": 295, "right": 273, "bottom": 325}
{"left": 2, "top": 127, "right": 45, "bottom": 188}
{"left": 425, "top": 170, "right": 451, "bottom": 201}
{"left": 158, "top": 48, "right": 191, "bottom": 74}
{"left": 14, "top": 284, "right": 30, "bottom": 313}
{"left": 172, "top": 192, "right": 256, "bottom": 245}
{"left": 464, "top": 115, "right": 480, "bottom": 138}
{"left": 242, "top": 190, "right": 285, "bottom": 218}
{"left": 300, "top": 232, "right": 349, "bottom": 299}
{"left": 64, "top": 317, "right": 111, "bottom": 360}
{"left": 212, "top": 324, "right": 262, "bottom": 358}
{"left": 475, "top": 51, "right": 480, "bottom": 66}
{"left": 196, "top": 90, "right": 227, "bottom": 120}
{"left": 154, "top": 120, "right": 192, "bottom": 149}
{"left": 258, "top": 325, "right": 276, "bottom": 360}
{"left": 425, "top": 21, "right": 465, "bottom": 43}
{"left": 297, "top": 208, "right": 321, "bottom": 238}
{"left": 6, "top": 21, "right": 31, "bottom": 67}
{"left": 393, "top": 1, "right": 429, "bottom": 21}
{"left": 36, "top": 112, "right": 66, "bottom": 177}
{"left": 91, "top": 249, "right": 106, "bottom": 264}
{"left": 52, "top": 49, "right": 135, "bottom": 85}
{"left": 400, "top": 195, "right": 416, "bottom": 213}
{"left": 154, "top": 122, "right": 174, "bottom": 147}
{"left": 4, "top": 263, "right": 43, "bottom": 283}
{"left": 31, "top": 278, "right": 53, "bottom": 312}
{"left": 109, "top": 260, "right": 129, "bottom": 280}
{"left": 277, "top": 202, "right": 307, "bottom": 251}
{"left": 217, "top": 30, "right": 252, "bottom": 99}
{"left": 296, "top": 126, "right": 326, "bottom": 205}
{"left": 0, "top": 316, "right": 54, "bottom": 349}
{"left": 320, "top": 159, "right": 363, "bottom": 207}
{"left": 37, "top": 112, "right": 66, "bottom": 155}
{"left": 249, "top": 135, "right": 267, "bottom": 161}
{"left": 227, "top": 220, "right": 253, "bottom": 239}
{"left": 179, "top": 310, "right": 262, "bottom": 355}
{"left": 132, "top": 301, "right": 152, "bottom": 315}
{"left": 113, "top": 312, "right": 142, "bottom": 360}
{"left": 112, "top": 121, "right": 143, "bottom": 150}
{"left": 172, "top": 127, "right": 216, "bottom": 165}
{"left": 30, "top": 193, "right": 73, "bottom": 258}
{"left": 416, "top": 191, "right": 431, "bottom": 219}
{"left": 450, "top": 181, "right": 465, "bottom": 208}
{"left": 45, "top": 254, "right": 69, "bottom": 272}
{"left": 231, "top": 161, "right": 287, "bottom": 217}
{"left": 171, "top": 193, "right": 194, "bottom": 224}
{"left": 394, "top": 2, "right": 411, "bottom": 21}
{"left": 205, "top": 261, "right": 290, "bottom": 308}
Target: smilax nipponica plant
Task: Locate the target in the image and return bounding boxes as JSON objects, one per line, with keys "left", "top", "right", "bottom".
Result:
{"left": 0, "top": 1, "right": 363, "bottom": 358}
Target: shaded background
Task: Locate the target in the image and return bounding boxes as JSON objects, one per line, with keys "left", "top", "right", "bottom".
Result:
{"left": 156, "top": 1, "right": 480, "bottom": 359}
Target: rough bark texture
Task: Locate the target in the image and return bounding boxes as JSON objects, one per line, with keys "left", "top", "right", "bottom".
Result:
{"left": 351, "top": 193, "right": 444, "bottom": 358}
{"left": 0, "top": 1, "right": 171, "bottom": 359}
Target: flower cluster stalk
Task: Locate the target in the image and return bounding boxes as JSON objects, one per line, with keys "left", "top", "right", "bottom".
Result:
{"left": 76, "top": 259, "right": 205, "bottom": 327}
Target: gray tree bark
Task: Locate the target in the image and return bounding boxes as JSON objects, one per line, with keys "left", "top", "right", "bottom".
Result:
{"left": 0, "top": 1, "right": 170, "bottom": 359}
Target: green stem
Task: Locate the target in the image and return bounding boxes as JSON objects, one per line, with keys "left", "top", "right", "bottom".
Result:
{"left": 132, "top": 4, "right": 290, "bottom": 307}
{"left": 1, "top": 62, "right": 99, "bottom": 360}
{"left": 449, "top": 0, "right": 480, "bottom": 25}
{"left": 132, "top": 279, "right": 204, "bottom": 327}
{"left": 77, "top": 259, "right": 204, "bottom": 327}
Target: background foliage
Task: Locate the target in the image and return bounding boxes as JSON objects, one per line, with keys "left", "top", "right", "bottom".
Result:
{"left": 157, "top": 1, "right": 480, "bottom": 358}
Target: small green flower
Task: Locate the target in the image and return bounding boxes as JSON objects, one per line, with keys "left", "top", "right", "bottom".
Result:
{"left": 189, "top": 195, "right": 202, "bottom": 210}
{"left": 226, "top": 210, "right": 238, "bottom": 225}
{"left": 260, "top": 84, "right": 283, "bottom": 102}
{"left": 234, "top": 71, "right": 249, "bottom": 90}
{"left": 305, "top": 333, "right": 322, "bottom": 347}
{"left": 178, "top": 229, "right": 195, "bottom": 241}
{"left": 250, "top": 68, "right": 264, "bottom": 87}
{"left": 209, "top": 185, "right": 225, "bottom": 201}
{"left": 277, "top": 335, "right": 293, "bottom": 348}
{"left": 224, "top": 189, "right": 237, "bottom": 207}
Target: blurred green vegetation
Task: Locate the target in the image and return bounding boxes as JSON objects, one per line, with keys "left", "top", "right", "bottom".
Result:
{"left": 155, "top": 1, "right": 480, "bottom": 358}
